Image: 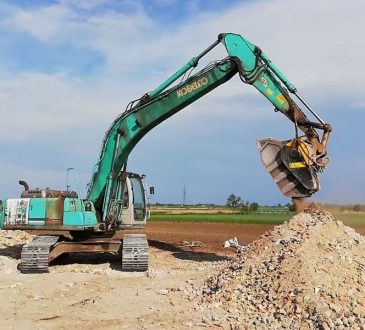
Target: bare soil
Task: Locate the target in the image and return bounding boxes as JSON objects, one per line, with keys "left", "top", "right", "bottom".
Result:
{"left": 0, "top": 223, "right": 263, "bottom": 330}
{"left": 141, "top": 222, "right": 275, "bottom": 254}
{"left": 0, "top": 218, "right": 364, "bottom": 329}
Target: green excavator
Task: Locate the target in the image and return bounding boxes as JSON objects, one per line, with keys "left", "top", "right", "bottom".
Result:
{"left": 0, "top": 33, "right": 331, "bottom": 273}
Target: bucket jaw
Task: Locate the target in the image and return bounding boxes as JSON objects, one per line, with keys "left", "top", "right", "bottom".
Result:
{"left": 257, "top": 137, "right": 323, "bottom": 198}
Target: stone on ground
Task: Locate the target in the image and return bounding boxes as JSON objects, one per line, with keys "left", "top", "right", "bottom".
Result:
{"left": 198, "top": 205, "right": 365, "bottom": 329}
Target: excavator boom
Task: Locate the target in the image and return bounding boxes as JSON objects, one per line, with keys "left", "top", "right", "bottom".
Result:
{"left": 87, "top": 33, "right": 331, "bottom": 220}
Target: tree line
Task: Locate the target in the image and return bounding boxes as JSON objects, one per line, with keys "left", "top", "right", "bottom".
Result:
{"left": 225, "top": 194, "right": 295, "bottom": 214}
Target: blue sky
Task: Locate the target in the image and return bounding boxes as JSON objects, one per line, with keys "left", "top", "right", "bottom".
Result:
{"left": 0, "top": 0, "right": 364, "bottom": 205}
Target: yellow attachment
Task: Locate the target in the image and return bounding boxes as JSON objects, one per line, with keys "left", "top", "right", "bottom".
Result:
{"left": 286, "top": 140, "right": 311, "bottom": 166}
{"left": 288, "top": 162, "right": 307, "bottom": 169}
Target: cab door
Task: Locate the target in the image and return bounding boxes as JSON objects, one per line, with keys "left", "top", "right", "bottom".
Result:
{"left": 129, "top": 176, "right": 146, "bottom": 222}
{"left": 120, "top": 179, "right": 133, "bottom": 226}
{"left": 118, "top": 173, "right": 147, "bottom": 228}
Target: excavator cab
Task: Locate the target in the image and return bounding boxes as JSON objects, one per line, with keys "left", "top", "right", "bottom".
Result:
{"left": 108, "top": 172, "right": 149, "bottom": 229}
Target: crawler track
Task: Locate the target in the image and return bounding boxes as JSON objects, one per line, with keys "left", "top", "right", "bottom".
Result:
{"left": 121, "top": 234, "right": 149, "bottom": 271}
{"left": 19, "top": 235, "right": 59, "bottom": 273}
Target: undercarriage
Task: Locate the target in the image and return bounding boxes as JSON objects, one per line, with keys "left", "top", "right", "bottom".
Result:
{"left": 19, "top": 233, "right": 149, "bottom": 273}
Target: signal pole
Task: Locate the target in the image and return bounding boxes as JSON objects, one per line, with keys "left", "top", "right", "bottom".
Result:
{"left": 182, "top": 185, "right": 186, "bottom": 206}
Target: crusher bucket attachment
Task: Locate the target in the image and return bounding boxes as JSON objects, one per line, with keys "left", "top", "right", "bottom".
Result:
{"left": 257, "top": 138, "right": 320, "bottom": 198}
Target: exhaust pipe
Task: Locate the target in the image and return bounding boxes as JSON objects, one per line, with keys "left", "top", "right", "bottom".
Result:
{"left": 19, "top": 180, "right": 30, "bottom": 191}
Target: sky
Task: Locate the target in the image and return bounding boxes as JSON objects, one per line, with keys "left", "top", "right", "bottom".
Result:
{"left": 0, "top": 0, "right": 364, "bottom": 205}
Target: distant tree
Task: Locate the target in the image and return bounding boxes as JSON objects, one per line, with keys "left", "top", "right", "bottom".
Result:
{"left": 353, "top": 204, "right": 361, "bottom": 212}
{"left": 226, "top": 194, "right": 242, "bottom": 213}
{"left": 249, "top": 202, "right": 259, "bottom": 212}
{"left": 239, "top": 201, "right": 250, "bottom": 214}
{"left": 287, "top": 203, "right": 296, "bottom": 212}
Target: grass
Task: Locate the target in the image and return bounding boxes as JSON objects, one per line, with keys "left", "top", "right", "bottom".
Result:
{"left": 150, "top": 211, "right": 365, "bottom": 226}
{"left": 331, "top": 212, "right": 365, "bottom": 227}
{"left": 150, "top": 213, "right": 292, "bottom": 224}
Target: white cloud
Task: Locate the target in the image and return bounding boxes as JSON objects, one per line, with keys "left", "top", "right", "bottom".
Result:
{"left": 0, "top": 73, "right": 117, "bottom": 141}
{"left": 1, "top": 0, "right": 363, "bottom": 138}
{"left": 9, "top": 4, "right": 72, "bottom": 41}
{"left": 3, "top": 0, "right": 364, "bottom": 97}
{"left": 0, "top": 0, "right": 364, "bottom": 202}
{"left": 60, "top": 0, "right": 114, "bottom": 10}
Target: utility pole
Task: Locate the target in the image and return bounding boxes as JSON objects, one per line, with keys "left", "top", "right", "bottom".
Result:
{"left": 182, "top": 185, "right": 186, "bottom": 206}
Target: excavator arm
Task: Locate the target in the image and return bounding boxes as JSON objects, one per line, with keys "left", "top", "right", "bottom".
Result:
{"left": 86, "top": 33, "right": 331, "bottom": 220}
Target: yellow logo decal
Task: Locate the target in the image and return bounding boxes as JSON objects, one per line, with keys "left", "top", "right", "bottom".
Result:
{"left": 277, "top": 94, "right": 286, "bottom": 104}
{"left": 177, "top": 76, "right": 208, "bottom": 98}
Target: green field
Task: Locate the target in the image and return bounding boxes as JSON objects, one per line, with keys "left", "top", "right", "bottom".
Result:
{"left": 150, "top": 212, "right": 365, "bottom": 226}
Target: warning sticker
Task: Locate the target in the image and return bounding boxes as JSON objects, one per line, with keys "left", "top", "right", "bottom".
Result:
{"left": 5, "top": 199, "right": 30, "bottom": 225}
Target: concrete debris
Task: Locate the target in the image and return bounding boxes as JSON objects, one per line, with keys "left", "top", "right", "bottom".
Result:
{"left": 0, "top": 230, "right": 34, "bottom": 249}
{"left": 179, "top": 240, "right": 204, "bottom": 248}
{"left": 157, "top": 289, "right": 169, "bottom": 295}
{"left": 187, "top": 204, "right": 365, "bottom": 329}
{"left": 224, "top": 237, "right": 244, "bottom": 251}
{"left": 0, "top": 230, "right": 34, "bottom": 271}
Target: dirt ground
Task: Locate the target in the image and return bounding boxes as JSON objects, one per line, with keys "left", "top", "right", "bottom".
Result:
{"left": 0, "top": 222, "right": 267, "bottom": 330}
{"left": 140, "top": 221, "right": 365, "bottom": 255}
{"left": 133, "top": 222, "right": 277, "bottom": 254}
{"left": 0, "top": 221, "right": 364, "bottom": 329}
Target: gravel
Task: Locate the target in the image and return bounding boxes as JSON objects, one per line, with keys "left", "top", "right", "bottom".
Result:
{"left": 188, "top": 204, "right": 365, "bottom": 329}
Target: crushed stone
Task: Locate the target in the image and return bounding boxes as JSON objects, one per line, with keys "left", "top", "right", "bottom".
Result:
{"left": 189, "top": 204, "right": 365, "bottom": 329}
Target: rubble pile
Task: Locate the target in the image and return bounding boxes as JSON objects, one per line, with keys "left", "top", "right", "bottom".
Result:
{"left": 0, "top": 230, "right": 34, "bottom": 265}
{"left": 0, "top": 230, "right": 34, "bottom": 249}
{"left": 200, "top": 205, "right": 365, "bottom": 329}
